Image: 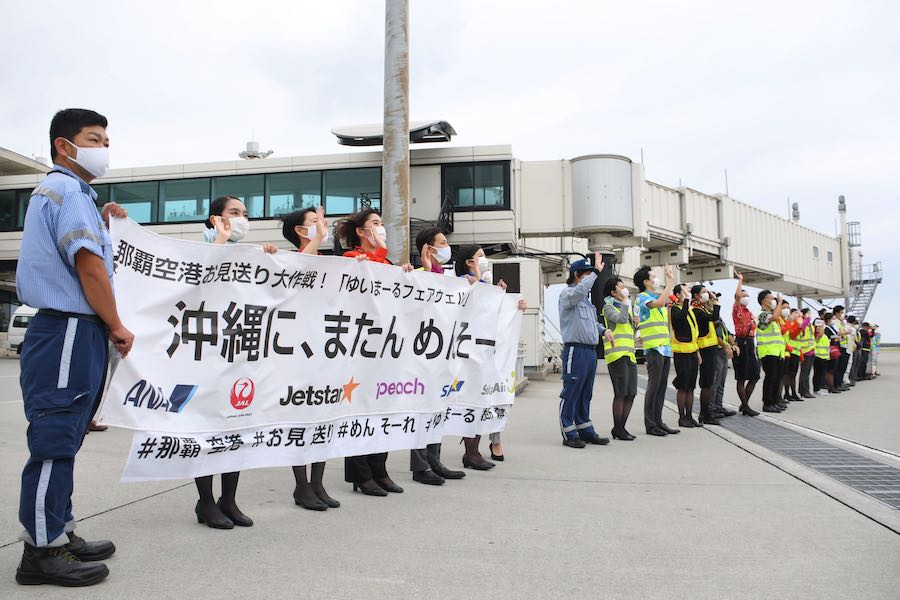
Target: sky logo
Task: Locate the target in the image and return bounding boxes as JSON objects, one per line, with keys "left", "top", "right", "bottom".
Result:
{"left": 440, "top": 378, "right": 465, "bottom": 398}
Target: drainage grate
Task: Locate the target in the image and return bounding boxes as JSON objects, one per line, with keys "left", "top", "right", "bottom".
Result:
{"left": 717, "top": 416, "right": 900, "bottom": 510}
{"left": 640, "top": 374, "right": 900, "bottom": 511}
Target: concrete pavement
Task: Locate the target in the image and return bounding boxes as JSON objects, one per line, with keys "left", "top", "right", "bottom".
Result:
{"left": 0, "top": 355, "right": 899, "bottom": 599}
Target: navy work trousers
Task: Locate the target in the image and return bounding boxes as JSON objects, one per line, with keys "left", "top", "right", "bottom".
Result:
{"left": 559, "top": 344, "right": 599, "bottom": 440}
{"left": 18, "top": 313, "right": 108, "bottom": 547}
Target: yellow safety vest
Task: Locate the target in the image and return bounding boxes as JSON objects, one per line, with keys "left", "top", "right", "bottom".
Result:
{"left": 784, "top": 329, "right": 800, "bottom": 357}
{"left": 814, "top": 334, "right": 830, "bottom": 359}
{"left": 637, "top": 301, "right": 670, "bottom": 351}
{"left": 696, "top": 307, "right": 718, "bottom": 350}
{"left": 798, "top": 322, "right": 815, "bottom": 354}
{"left": 670, "top": 305, "right": 699, "bottom": 354}
{"left": 603, "top": 303, "right": 636, "bottom": 364}
{"left": 757, "top": 318, "right": 785, "bottom": 359}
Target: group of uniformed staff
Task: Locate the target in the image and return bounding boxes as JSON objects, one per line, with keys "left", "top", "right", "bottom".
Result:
{"left": 557, "top": 257, "right": 881, "bottom": 448}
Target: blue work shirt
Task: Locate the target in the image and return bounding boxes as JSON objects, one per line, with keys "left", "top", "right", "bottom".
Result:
{"left": 636, "top": 290, "right": 672, "bottom": 357}
{"left": 558, "top": 272, "right": 606, "bottom": 345}
{"left": 16, "top": 166, "right": 112, "bottom": 315}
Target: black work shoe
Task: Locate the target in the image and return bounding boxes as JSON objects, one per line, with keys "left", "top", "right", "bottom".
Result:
{"left": 65, "top": 533, "right": 115, "bottom": 562}
{"left": 581, "top": 433, "right": 611, "bottom": 445}
{"left": 16, "top": 543, "right": 109, "bottom": 587}
{"left": 412, "top": 470, "right": 445, "bottom": 485}
{"left": 659, "top": 423, "right": 681, "bottom": 434}
{"left": 762, "top": 404, "right": 782, "bottom": 413}
{"left": 563, "top": 438, "right": 587, "bottom": 448}
{"left": 646, "top": 427, "right": 667, "bottom": 437}
{"left": 719, "top": 408, "right": 737, "bottom": 417}
{"left": 432, "top": 463, "right": 465, "bottom": 479}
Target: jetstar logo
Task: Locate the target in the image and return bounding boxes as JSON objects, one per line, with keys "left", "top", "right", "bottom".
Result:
{"left": 280, "top": 377, "right": 361, "bottom": 406}
{"left": 440, "top": 378, "right": 465, "bottom": 398}
{"left": 230, "top": 378, "right": 255, "bottom": 410}
{"left": 123, "top": 380, "right": 198, "bottom": 413}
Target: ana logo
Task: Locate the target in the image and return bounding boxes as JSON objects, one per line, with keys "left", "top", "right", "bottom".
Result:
{"left": 123, "top": 380, "right": 198, "bottom": 413}
{"left": 230, "top": 378, "right": 255, "bottom": 410}
{"left": 440, "top": 378, "right": 465, "bottom": 398}
{"left": 376, "top": 378, "right": 425, "bottom": 399}
{"left": 280, "top": 377, "right": 360, "bottom": 406}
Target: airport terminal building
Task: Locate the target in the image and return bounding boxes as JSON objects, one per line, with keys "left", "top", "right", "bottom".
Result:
{"left": 0, "top": 134, "right": 880, "bottom": 373}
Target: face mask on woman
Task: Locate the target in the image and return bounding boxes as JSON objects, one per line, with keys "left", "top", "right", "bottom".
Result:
{"left": 476, "top": 256, "right": 490, "bottom": 273}
{"left": 700, "top": 292, "right": 710, "bottom": 303}
{"left": 620, "top": 287, "right": 630, "bottom": 299}
{"left": 740, "top": 297, "right": 750, "bottom": 306}
{"left": 229, "top": 217, "right": 250, "bottom": 242}
{"left": 781, "top": 308, "right": 790, "bottom": 318}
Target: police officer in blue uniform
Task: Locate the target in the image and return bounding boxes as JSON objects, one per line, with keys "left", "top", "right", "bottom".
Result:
{"left": 15, "top": 109, "right": 134, "bottom": 587}
{"left": 558, "top": 252, "right": 615, "bottom": 448}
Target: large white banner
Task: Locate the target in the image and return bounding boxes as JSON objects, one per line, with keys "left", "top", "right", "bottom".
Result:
{"left": 99, "top": 219, "right": 522, "bottom": 481}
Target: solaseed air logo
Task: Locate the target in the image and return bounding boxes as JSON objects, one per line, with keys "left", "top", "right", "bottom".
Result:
{"left": 280, "top": 376, "right": 361, "bottom": 406}
{"left": 230, "top": 378, "right": 255, "bottom": 410}
{"left": 481, "top": 371, "right": 517, "bottom": 396}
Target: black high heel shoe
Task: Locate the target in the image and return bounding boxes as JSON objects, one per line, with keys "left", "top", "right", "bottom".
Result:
{"left": 611, "top": 428, "right": 636, "bottom": 441}
{"left": 293, "top": 488, "right": 328, "bottom": 511}
{"left": 216, "top": 498, "right": 253, "bottom": 527}
{"left": 462, "top": 456, "right": 495, "bottom": 470}
{"left": 489, "top": 442, "right": 504, "bottom": 462}
{"left": 352, "top": 480, "right": 388, "bottom": 497}
{"left": 195, "top": 500, "right": 234, "bottom": 529}
{"left": 376, "top": 478, "right": 404, "bottom": 493}
{"left": 313, "top": 487, "right": 341, "bottom": 508}
{"left": 678, "top": 416, "right": 697, "bottom": 428}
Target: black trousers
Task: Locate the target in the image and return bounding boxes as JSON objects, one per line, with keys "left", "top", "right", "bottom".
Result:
{"left": 813, "top": 358, "right": 828, "bottom": 391}
{"left": 760, "top": 356, "right": 783, "bottom": 406}
{"left": 344, "top": 453, "right": 389, "bottom": 483}
{"left": 856, "top": 352, "right": 870, "bottom": 380}
{"left": 798, "top": 353, "right": 815, "bottom": 396}
{"left": 643, "top": 350, "right": 671, "bottom": 430}
{"left": 836, "top": 349, "right": 849, "bottom": 385}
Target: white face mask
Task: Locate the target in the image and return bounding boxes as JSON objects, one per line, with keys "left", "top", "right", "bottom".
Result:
{"left": 374, "top": 225, "right": 387, "bottom": 241}
{"left": 228, "top": 217, "right": 250, "bottom": 242}
{"left": 65, "top": 139, "right": 109, "bottom": 178}
{"left": 303, "top": 224, "right": 329, "bottom": 243}
{"left": 476, "top": 256, "right": 490, "bottom": 273}
{"left": 620, "top": 287, "right": 630, "bottom": 299}
{"left": 769, "top": 299, "right": 778, "bottom": 309}
{"left": 649, "top": 278, "right": 659, "bottom": 290}
{"left": 435, "top": 246, "right": 452, "bottom": 264}
{"left": 700, "top": 292, "right": 710, "bottom": 303}
{"left": 740, "top": 297, "right": 750, "bottom": 306}
{"left": 781, "top": 308, "right": 790, "bottom": 318}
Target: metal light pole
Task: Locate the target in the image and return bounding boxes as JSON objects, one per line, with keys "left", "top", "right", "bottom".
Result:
{"left": 382, "top": 0, "right": 410, "bottom": 264}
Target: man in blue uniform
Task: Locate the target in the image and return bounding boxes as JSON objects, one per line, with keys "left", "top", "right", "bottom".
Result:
{"left": 558, "top": 252, "right": 615, "bottom": 448}
{"left": 15, "top": 109, "right": 133, "bottom": 587}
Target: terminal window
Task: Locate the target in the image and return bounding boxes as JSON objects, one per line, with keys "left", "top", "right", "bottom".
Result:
{"left": 442, "top": 162, "right": 509, "bottom": 210}
{"left": 214, "top": 175, "right": 264, "bottom": 218}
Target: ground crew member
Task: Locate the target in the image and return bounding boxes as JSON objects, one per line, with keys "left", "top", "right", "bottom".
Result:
{"left": 690, "top": 284, "right": 722, "bottom": 425}
{"left": 756, "top": 290, "right": 787, "bottom": 412}
{"left": 15, "top": 109, "right": 134, "bottom": 587}
{"left": 558, "top": 253, "right": 614, "bottom": 448}
{"left": 602, "top": 277, "right": 639, "bottom": 440}
{"left": 670, "top": 284, "right": 701, "bottom": 428}
{"left": 633, "top": 265, "right": 679, "bottom": 436}
{"left": 797, "top": 308, "right": 816, "bottom": 398}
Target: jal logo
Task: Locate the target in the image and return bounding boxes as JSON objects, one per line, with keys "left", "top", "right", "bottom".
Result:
{"left": 376, "top": 378, "right": 425, "bottom": 399}
{"left": 123, "top": 380, "right": 198, "bottom": 413}
{"left": 440, "top": 378, "right": 464, "bottom": 398}
{"left": 230, "top": 378, "right": 255, "bottom": 410}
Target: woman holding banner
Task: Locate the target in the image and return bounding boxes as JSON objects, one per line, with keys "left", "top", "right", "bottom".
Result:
{"left": 335, "top": 209, "right": 410, "bottom": 496}
{"left": 454, "top": 244, "right": 527, "bottom": 468}
{"left": 281, "top": 207, "right": 341, "bottom": 510}
{"left": 194, "top": 196, "right": 277, "bottom": 529}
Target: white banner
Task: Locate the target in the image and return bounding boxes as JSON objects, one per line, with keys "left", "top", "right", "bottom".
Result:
{"left": 99, "top": 219, "right": 522, "bottom": 480}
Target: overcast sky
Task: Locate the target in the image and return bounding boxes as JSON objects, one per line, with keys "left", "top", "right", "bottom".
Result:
{"left": 2, "top": 0, "right": 897, "bottom": 339}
